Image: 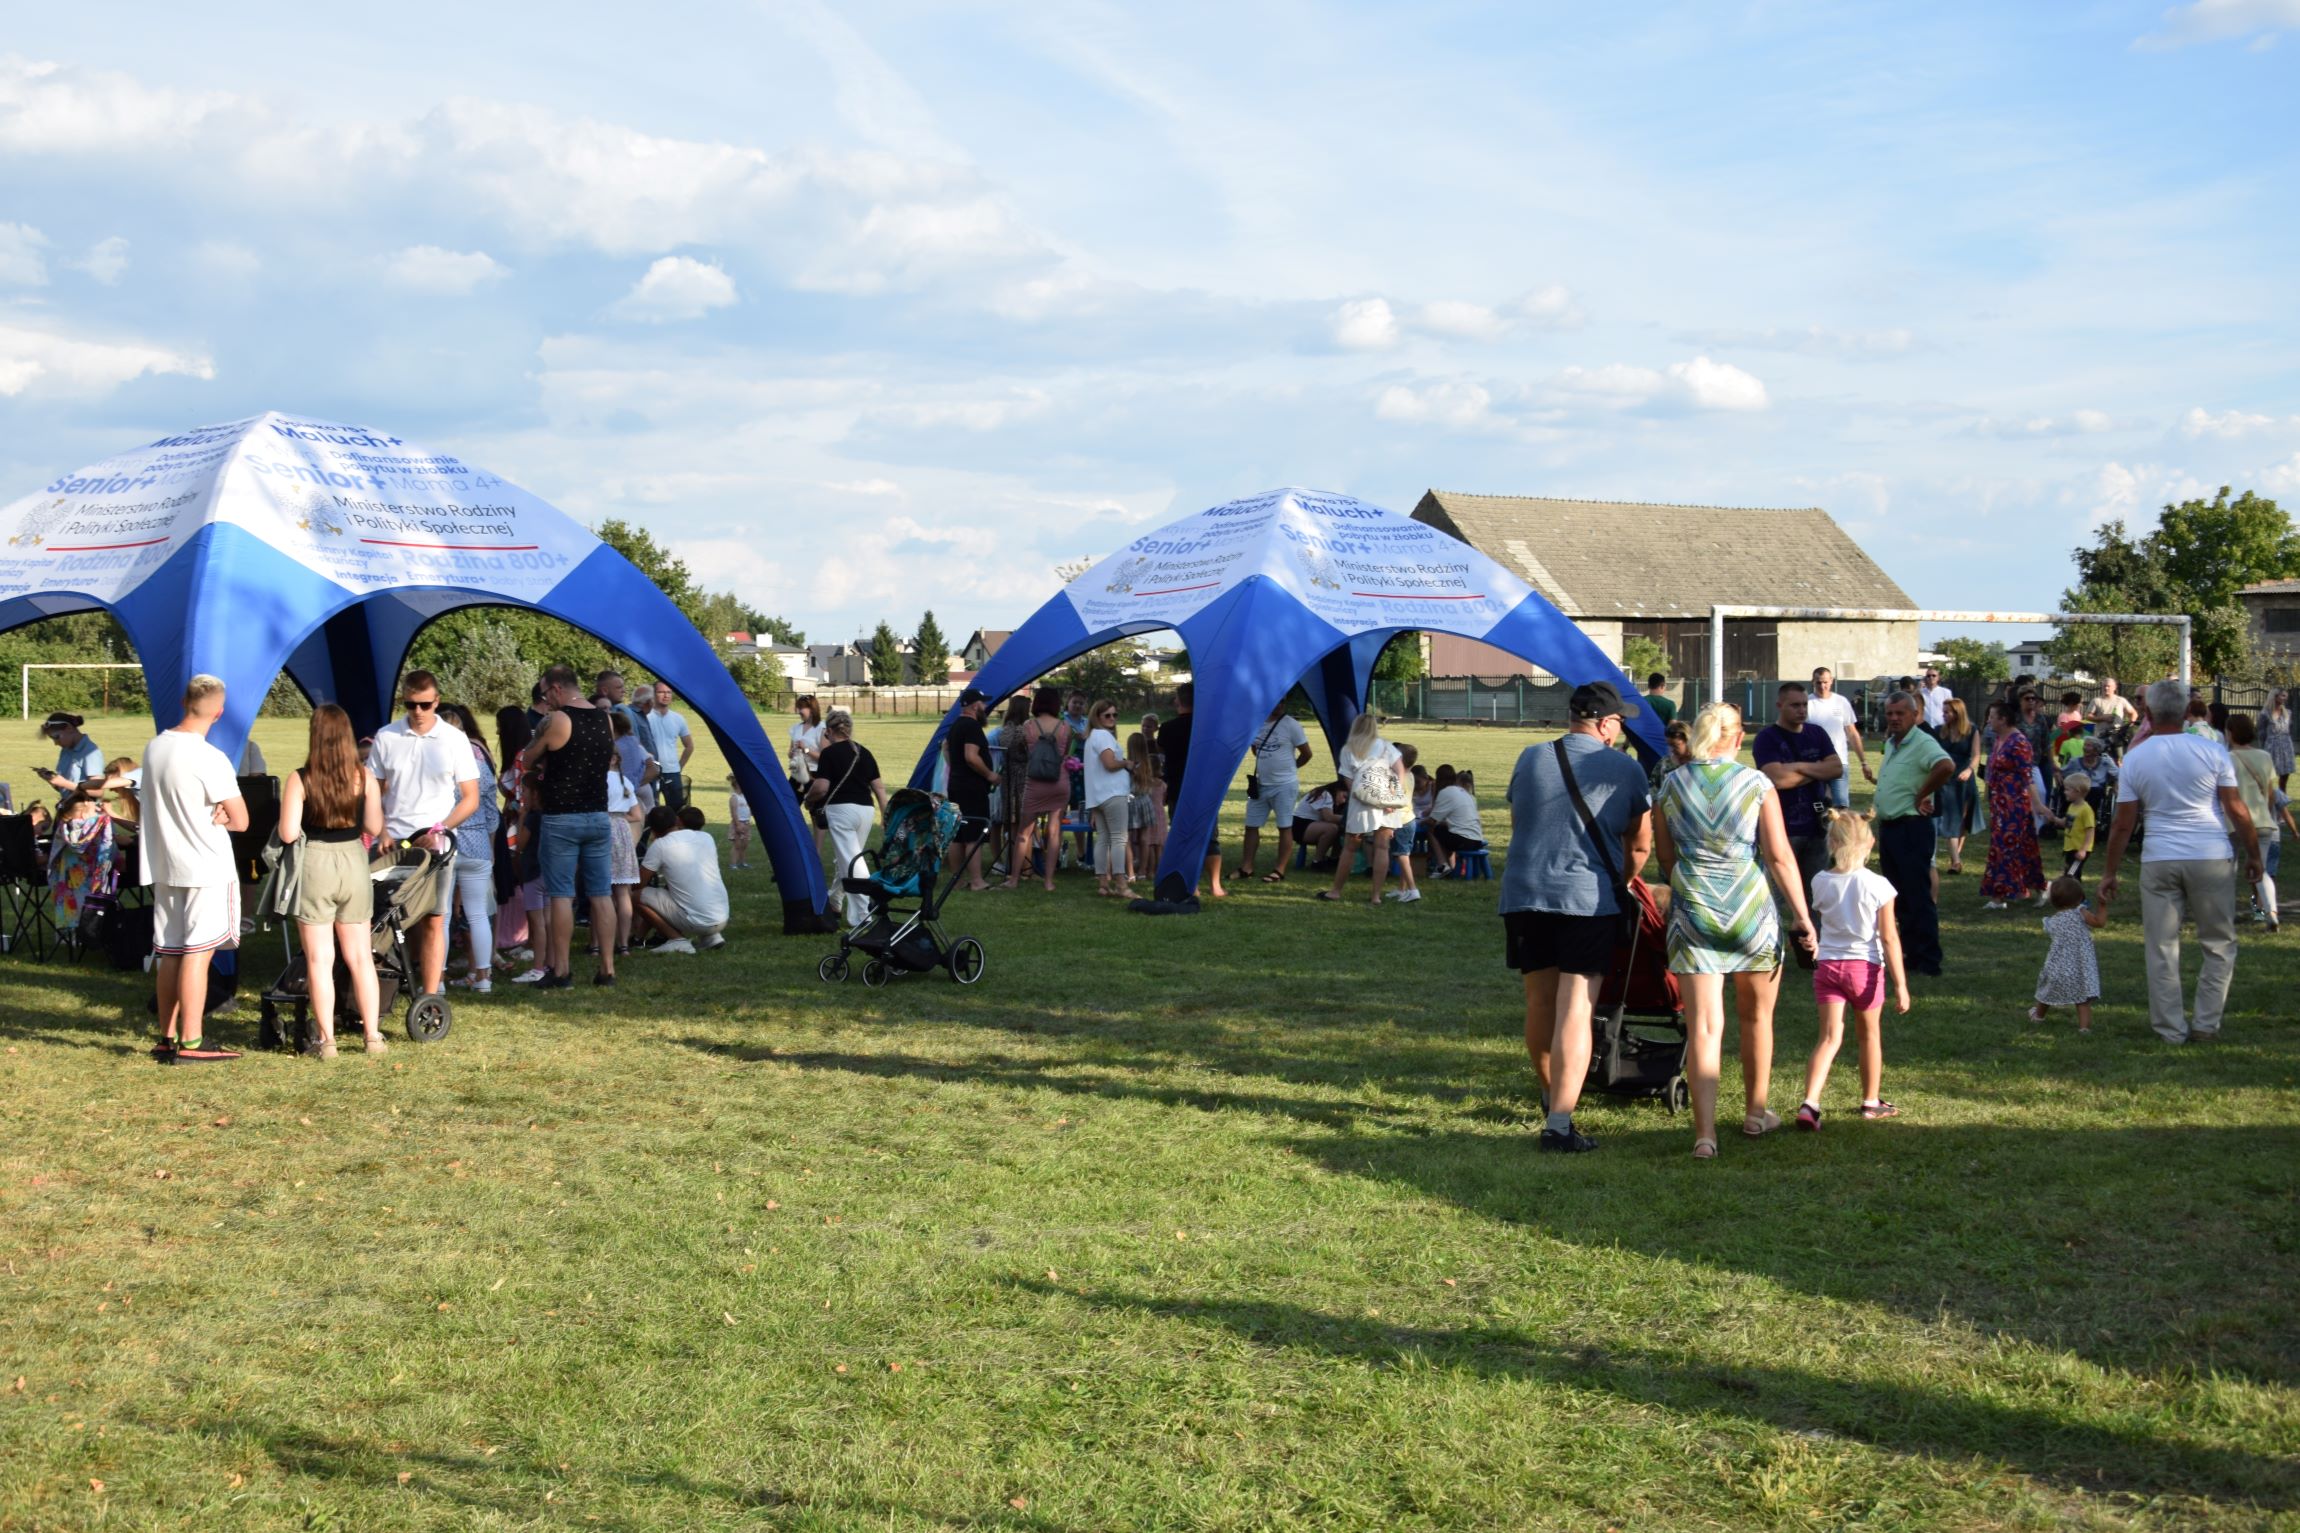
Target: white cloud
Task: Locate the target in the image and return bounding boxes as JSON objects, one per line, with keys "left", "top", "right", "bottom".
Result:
{"left": 1416, "top": 300, "right": 1506, "bottom": 341}
{"left": 0, "top": 221, "right": 48, "bottom": 285}
{"left": 1688, "top": 324, "right": 1914, "bottom": 360}
{"left": 1973, "top": 410, "right": 2115, "bottom": 438}
{"left": 1374, "top": 378, "right": 1496, "bottom": 429}
{"left": 2135, "top": 0, "right": 2300, "bottom": 49}
{"left": 71, "top": 235, "right": 128, "bottom": 285}
{"left": 1666, "top": 356, "right": 1769, "bottom": 412}
{"left": 611, "top": 256, "right": 738, "bottom": 322}
{"left": 193, "top": 240, "right": 261, "bottom": 279}
{"left": 0, "top": 321, "right": 213, "bottom": 397}
{"left": 1330, "top": 297, "right": 1401, "bottom": 350}
{"left": 1517, "top": 284, "right": 1586, "bottom": 329}
{"left": 1555, "top": 355, "right": 1768, "bottom": 412}
{"left": 0, "top": 57, "right": 1055, "bottom": 297}
{"left": 2078, "top": 460, "right": 2210, "bottom": 529}
{"left": 2180, "top": 405, "right": 2291, "bottom": 439}
{"left": 2263, "top": 453, "right": 2300, "bottom": 494}
{"left": 825, "top": 477, "right": 903, "bottom": 496}
{"left": 384, "top": 244, "right": 507, "bottom": 296}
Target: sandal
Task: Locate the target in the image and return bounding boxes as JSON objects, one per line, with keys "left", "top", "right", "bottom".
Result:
{"left": 1742, "top": 1109, "right": 1781, "bottom": 1138}
{"left": 1859, "top": 1099, "right": 1899, "bottom": 1120}
{"left": 1692, "top": 1138, "right": 1718, "bottom": 1160}
{"left": 1314, "top": 890, "right": 1342, "bottom": 902}
{"left": 2026, "top": 1004, "right": 2047, "bottom": 1023}
{"left": 1262, "top": 871, "right": 1286, "bottom": 882}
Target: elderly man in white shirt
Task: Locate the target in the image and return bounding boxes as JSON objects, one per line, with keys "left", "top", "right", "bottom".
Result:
{"left": 2100, "top": 678, "right": 2262, "bottom": 1044}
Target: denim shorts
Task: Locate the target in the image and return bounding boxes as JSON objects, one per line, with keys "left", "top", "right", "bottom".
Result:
{"left": 539, "top": 812, "right": 612, "bottom": 900}
{"left": 1243, "top": 778, "right": 1299, "bottom": 828}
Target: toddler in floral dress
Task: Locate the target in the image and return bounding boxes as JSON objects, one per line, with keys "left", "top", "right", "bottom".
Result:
{"left": 2029, "top": 875, "right": 2107, "bottom": 1034}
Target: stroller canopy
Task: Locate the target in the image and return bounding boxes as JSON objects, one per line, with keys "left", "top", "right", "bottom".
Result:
{"left": 907, "top": 487, "right": 1661, "bottom": 900}
{"left": 0, "top": 411, "right": 826, "bottom": 925}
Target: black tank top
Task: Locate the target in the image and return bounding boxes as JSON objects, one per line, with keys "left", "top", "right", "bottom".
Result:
{"left": 297, "top": 768, "right": 366, "bottom": 842}
{"left": 538, "top": 707, "right": 613, "bottom": 815}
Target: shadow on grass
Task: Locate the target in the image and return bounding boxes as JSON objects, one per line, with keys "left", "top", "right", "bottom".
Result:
{"left": 1009, "top": 1278, "right": 2299, "bottom": 1509}
{"left": 675, "top": 1037, "right": 1418, "bottom": 1128}
{"left": 166, "top": 1417, "right": 1088, "bottom": 1530}
{"left": 1282, "top": 1120, "right": 2300, "bottom": 1387}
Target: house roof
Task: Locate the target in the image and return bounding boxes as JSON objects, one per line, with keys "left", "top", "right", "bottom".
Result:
{"left": 968, "top": 628, "right": 1013, "bottom": 655}
{"left": 1410, "top": 490, "right": 1914, "bottom": 620}
{"left": 2239, "top": 578, "right": 2300, "bottom": 596}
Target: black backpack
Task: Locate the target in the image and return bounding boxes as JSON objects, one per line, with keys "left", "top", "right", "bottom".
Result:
{"left": 1026, "top": 723, "right": 1066, "bottom": 783}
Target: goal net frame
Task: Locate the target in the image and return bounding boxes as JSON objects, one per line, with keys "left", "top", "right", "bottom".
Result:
{"left": 1704, "top": 607, "right": 2194, "bottom": 706}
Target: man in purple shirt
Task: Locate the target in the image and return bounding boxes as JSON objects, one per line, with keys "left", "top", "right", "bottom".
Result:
{"left": 1751, "top": 681, "right": 1841, "bottom": 896}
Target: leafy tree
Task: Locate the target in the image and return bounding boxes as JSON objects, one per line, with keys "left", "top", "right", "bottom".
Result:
{"left": 867, "top": 622, "right": 905, "bottom": 686}
{"left": 912, "top": 611, "right": 950, "bottom": 686}
{"left": 2049, "top": 489, "right": 2295, "bottom": 679}
{"left": 1935, "top": 637, "right": 2010, "bottom": 687}
{"left": 429, "top": 619, "right": 534, "bottom": 718}
{"left": 695, "top": 588, "right": 802, "bottom": 648}
{"left": 594, "top": 518, "right": 703, "bottom": 629}
{"left": 1372, "top": 632, "right": 1428, "bottom": 684}
{"left": 1620, "top": 636, "right": 1668, "bottom": 683}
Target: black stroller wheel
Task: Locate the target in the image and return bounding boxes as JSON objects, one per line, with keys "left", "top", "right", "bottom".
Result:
{"left": 861, "top": 958, "right": 890, "bottom": 987}
{"left": 947, "top": 937, "right": 986, "bottom": 986}
{"left": 406, "top": 992, "right": 451, "bottom": 1044}
{"left": 818, "top": 953, "right": 850, "bottom": 983}
{"left": 1668, "top": 1075, "right": 1690, "bottom": 1116}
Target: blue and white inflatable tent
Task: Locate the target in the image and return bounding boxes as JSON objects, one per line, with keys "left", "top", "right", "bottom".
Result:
{"left": 0, "top": 411, "right": 828, "bottom": 927}
{"left": 910, "top": 487, "right": 1663, "bottom": 902}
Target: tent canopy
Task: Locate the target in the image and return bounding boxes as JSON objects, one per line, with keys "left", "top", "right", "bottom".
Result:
{"left": 908, "top": 487, "right": 1662, "bottom": 899}
{"left": 0, "top": 411, "right": 826, "bottom": 924}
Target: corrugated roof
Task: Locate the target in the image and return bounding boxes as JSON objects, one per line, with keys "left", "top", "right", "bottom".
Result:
{"left": 1411, "top": 490, "right": 1914, "bottom": 620}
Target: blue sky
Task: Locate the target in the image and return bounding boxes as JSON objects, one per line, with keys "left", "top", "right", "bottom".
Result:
{"left": 2, "top": 1, "right": 2296, "bottom": 648}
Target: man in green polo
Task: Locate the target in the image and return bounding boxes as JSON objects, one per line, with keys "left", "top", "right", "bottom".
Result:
{"left": 1873, "top": 690, "right": 1954, "bottom": 977}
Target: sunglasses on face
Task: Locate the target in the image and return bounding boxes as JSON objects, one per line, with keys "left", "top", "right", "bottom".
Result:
{"left": 403, "top": 698, "right": 438, "bottom": 712}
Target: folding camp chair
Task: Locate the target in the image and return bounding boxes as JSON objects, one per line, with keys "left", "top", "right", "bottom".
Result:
{"left": 0, "top": 814, "right": 56, "bottom": 960}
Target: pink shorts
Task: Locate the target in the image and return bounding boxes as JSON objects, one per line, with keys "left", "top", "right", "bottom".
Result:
{"left": 1813, "top": 959, "right": 1883, "bottom": 1011}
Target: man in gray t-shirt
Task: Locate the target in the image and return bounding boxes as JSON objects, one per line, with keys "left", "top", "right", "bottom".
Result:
{"left": 1238, "top": 703, "right": 1313, "bottom": 881}
{"left": 1502, "top": 681, "right": 1652, "bottom": 1156}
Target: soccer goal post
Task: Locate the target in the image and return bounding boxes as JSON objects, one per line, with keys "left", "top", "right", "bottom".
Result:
{"left": 20, "top": 662, "right": 146, "bottom": 719}
{"left": 1704, "top": 607, "right": 2193, "bottom": 707}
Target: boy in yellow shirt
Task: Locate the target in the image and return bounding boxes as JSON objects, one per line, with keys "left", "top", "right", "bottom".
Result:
{"left": 2061, "top": 769, "right": 2097, "bottom": 878}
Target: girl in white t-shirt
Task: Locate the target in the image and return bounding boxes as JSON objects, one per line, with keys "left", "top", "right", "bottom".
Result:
{"left": 725, "top": 774, "right": 753, "bottom": 869}
{"left": 1797, "top": 810, "right": 1909, "bottom": 1129}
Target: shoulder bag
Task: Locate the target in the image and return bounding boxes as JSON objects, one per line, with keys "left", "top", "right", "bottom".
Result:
{"left": 806, "top": 745, "right": 862, "bottom": 809}
{"left": 1554, "top": 738, "right": 1637, "bottom": 945}
{"left": 1353, "top": 744, "right": 1409, "bottom": 811}
{"left": 1246, "top": 717, "right": 1282, "bottom": 802}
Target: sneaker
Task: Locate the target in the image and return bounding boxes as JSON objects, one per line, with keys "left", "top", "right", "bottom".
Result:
{"left": 1537, "top": 1126, "right": 1599, "bottom": 1154}
{"left": 1859, "top": 1099, "right": 1900, "bottom": 1120}
{"left": 535, "top": 972, "right": 574, "bottom": 991}
{"left": 509, "top": 967, "right": 551, "bottom": 985}
{"left": 464, "top": 976, "right": 492, "bottom": 995}
{"left": 1396, "top": 888, "right": 1422, "bottom": 903}
{"left": 1983, "top": 900, "right": 2008, "bottom": 911}
{"left": 1795, "top": 1103, "right": 1822, "bottom": 1132}
{"left": 592, "top": 970, "right": 616, "bottom": 988}
{"left": 504, "top": 946, "right": 534, "bottom": 965}
{"left": 698, "top": 933, "right": 726, "bottom": 951}
{"left": 655, "top": 938, "right": 698, "bottom": 956}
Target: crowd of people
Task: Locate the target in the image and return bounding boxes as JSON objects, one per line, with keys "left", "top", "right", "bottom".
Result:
{"left": 1509, "top": 668, "right": 2293, "bottom": 1157}
{"left": 4, "top": 666, "right": 741, "bottom": 1064}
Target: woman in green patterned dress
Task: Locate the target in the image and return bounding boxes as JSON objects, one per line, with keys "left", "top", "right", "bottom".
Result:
{"left": 1654, "top": 703, "right": 1815, "bottom": 1159}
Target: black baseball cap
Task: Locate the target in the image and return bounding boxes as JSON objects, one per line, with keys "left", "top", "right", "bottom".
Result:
{"left": 958, "top": 687, "right": 989, "bottom": 709}
{"left": 1569, "top": 680, "right": 1641, "bottom": 720}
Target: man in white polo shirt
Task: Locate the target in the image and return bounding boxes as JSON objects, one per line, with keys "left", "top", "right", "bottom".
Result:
{"left": 141, "top": 674, "right": 248, "bottom": 1063}
{"left": 1807, "top": 668, "right": 1872, "bottom": 808}
{"left": 366, "top": 669, "right": 480, "bottom": 999}
{"left": 2100, "top": 677, "right": 2262, "bottom": 1044}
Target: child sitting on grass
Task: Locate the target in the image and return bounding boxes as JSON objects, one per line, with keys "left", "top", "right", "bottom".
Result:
{"left": 2060, "top": 769, "right": 2097, "bottom": 878}
{"left": 2029, "top": 875, "right": 2106, "bottom": 1033}
{"left": 1797, "top": 808, "right": 1909, "bottom": 1130}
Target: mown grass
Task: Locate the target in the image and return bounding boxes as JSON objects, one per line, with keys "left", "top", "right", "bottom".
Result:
{"left": 2, "top": 711, "right": 2296, "bottom": 1530}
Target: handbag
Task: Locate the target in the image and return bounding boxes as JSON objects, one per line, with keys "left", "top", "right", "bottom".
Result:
{"left": 1553, "top": 738, "right": 1637, "bottom": 946}
{"left": 1353, "top": 746, "right": 1409, "bottom": 811}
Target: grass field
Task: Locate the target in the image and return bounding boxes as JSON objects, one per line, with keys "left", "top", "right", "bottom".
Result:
{"left": 3, "top": 709, "right": 2297, "bottom": 1530}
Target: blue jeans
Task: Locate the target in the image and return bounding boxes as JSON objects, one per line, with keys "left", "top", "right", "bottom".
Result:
{"left": 1827, "top": 774, "right": 1852, "bottom": 809}
{"left": 539, "top": 812, "right": 611, "bottom": 900}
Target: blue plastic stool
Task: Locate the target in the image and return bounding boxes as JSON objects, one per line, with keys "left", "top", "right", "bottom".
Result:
{"left": 1451, "top": 848, "right": 1492, "bottom": 881}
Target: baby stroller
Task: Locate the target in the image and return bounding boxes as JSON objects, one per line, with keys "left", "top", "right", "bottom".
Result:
{"left": 258, "top": 844, "right": 455, "bottom": 1050}
{"left": 1585, "top": 879, "right": 1689, "bottom": 1113}
{"left": 817, "top": 790, "right": 987, "bottom": 988}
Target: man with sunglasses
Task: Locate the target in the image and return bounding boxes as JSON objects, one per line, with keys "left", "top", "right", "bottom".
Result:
{"left": 368, "top": 669, "right": 482, "bottom": 999}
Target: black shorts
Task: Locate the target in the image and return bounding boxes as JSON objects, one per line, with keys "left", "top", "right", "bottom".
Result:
{"left": 1504, "top": 910, "right": 1621, "bottom": 977}
{"left": 950, "top": 795, "right": 991, "bottom": 836}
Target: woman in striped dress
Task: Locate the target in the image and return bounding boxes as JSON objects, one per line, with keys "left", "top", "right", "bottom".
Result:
{"left": 1654, "top": 704, "right": 1815, "bottom": 1159}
